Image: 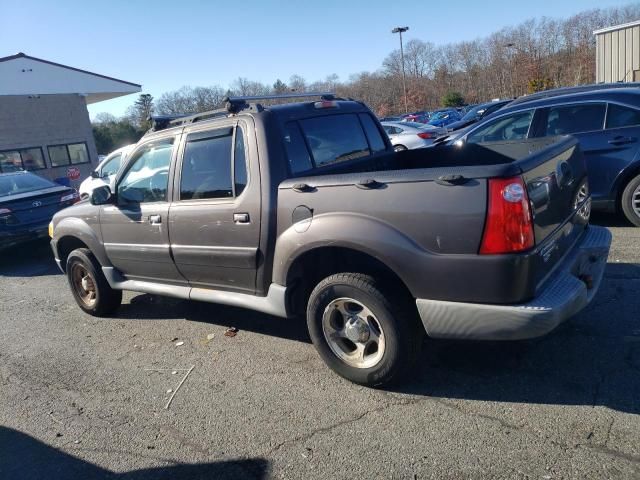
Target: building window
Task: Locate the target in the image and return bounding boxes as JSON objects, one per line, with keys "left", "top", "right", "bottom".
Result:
{"left": 0, "top": 147, "right": 46, "bottom": 173}
{"left": 48, "top": 142, "right": 90, "bottom": 167}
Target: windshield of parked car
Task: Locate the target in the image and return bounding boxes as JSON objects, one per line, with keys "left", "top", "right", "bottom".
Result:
{"left": 460, "top": 104, "right": 489, "bottom": 121}
{"left": 0, "top": 173, "right": 58, "bottom": 197}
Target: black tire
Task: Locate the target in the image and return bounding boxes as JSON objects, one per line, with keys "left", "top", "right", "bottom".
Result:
{"left": 394, "top": 144, "right": 407, "bottom": 152}
{"left": 306, "top": 273, "right": 422, "bottom": 386}
{"left": 621, "top": 174, "right": 640, "bottom": 227}
{"left": 66, "top": 248, "right": 122, "bottom": 316}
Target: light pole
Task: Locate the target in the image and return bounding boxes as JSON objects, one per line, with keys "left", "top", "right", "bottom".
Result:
{"left": 392, "top": 26, "right": 409, "bottom": 114}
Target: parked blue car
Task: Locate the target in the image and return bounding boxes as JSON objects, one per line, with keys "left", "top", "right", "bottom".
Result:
{"left": 440, "top": 84, "right": 640, "bottom": 226}
{"left": 428, "top": 109, "right": 462, "bottom": 127}
{"left": 0, "top": 171, "right": 79, "bottom": 249}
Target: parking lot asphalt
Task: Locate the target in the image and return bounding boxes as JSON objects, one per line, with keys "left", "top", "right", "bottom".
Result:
{"left": 1, "top": 213, "right": 639, "bottom": 479}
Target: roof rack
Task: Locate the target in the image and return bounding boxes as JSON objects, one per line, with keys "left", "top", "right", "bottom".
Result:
{"left": 146, "top": 92, "right": 340, "bottom": 133}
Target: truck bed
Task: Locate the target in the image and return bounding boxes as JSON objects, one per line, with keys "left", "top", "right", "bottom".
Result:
{"left": 276, "top": 136, "right": 590, "bottom": 305}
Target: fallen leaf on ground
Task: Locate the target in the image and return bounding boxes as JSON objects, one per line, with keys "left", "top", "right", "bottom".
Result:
{"left": 224, "top": 327, "right": 239, "bottom": 338}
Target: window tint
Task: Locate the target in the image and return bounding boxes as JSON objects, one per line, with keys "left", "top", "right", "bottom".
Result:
{"left": 606, "top": 103, "right": 640, "bottom": 129}
{"left": 180, "top": 132, "right": 233, "bottom": 200}
{"left": 359, "top": 114, "right": 386, "bottom": 153}
{"left": 283, "top": 122, "right": 313, "bottom": 174}
{"left": 300, "top": 114, "right": 370, "bottom": 167}
{"left": 68, "top": 143, "right": 90, "bottom": 164}
{"left": 101, "top": 154, "right": 122, "bottom": 177}
{"left": 48, "top": 145, "right": 70, "bottom": 167}
{"left": 234, "top": 128, "right": 248, "bottom": 196}
{"left": 118, "top": 139, "right": 173, "bottom": 203}
{"left": 0, "top": 148, "right": 46, "bottom": 172}
{"left": 21, "top": 148, "right": 46, "bottom": 170}
{"left": 467, "top": 111, "right": 534, "bottom": 143}
{"left": 545, "top": 104, "right": 605, "bottom": 135}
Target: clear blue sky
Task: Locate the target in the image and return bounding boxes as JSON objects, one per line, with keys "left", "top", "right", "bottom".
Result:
{"left": 1, "top": 0, "right": 630, "bottom": 118}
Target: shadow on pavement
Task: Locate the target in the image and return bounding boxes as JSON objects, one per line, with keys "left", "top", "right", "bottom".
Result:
{"left": 0, "top": 426, "right": 270, "bottom": 480}
{"left": 392, "top": 261, "right": 640, "bottom": 416}
{"left": 117, "top": 294, "right": 311, "bottom": 344}
{"left": 0, "top": 238, "right": 59, "bottom": 277}
{"left": 590, "top": 211, "right": 634, "bottom": 228}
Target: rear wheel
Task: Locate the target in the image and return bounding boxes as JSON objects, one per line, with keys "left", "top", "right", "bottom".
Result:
{"left": 621, "top": 174, "right": 640, "bottom": 227}
{"left": 306, "top": 273, "right": 422, "bottom": 386}
{"left": 66, "top": 248, "right": 122, "bottom": 316}
{"left": 394, "top": 144, "right": 407, "bottom": 152}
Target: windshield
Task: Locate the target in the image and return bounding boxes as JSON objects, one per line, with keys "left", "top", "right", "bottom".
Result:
{"left": 0, "top": 173, "right": 58, "bottom": 197}
{"left": 461, "top": 104, "right": 487, "bottom": 121}
{"left": 430, "top": 111, "right": 452, "bottom": 121}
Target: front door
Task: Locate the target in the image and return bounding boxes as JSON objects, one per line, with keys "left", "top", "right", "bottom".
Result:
{"left": 101, "top": 135, "right": 186, "bottom": 283}
{"left": 168, "top": 121, "right": 260, "bottom": 293}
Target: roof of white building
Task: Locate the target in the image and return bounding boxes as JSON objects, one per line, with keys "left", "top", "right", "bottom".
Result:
{"left": 594, "top": 20, "right": 640, "bottom": 35}
{"left": 0, "top": 52, "right": 141, "bottom": 104}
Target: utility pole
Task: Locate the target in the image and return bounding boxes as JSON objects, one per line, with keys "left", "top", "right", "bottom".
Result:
{"left": 392, "top": 26, "right": 410, "bottom": 114}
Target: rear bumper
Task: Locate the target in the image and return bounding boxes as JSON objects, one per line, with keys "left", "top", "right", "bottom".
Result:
{"left": 0, "top": 223, "right": 49, "bottom": 250}
{"left": 416, "top": 225, "right": 611, "bottom": 340}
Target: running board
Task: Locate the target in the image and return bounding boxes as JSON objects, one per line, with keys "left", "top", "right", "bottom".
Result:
{"left": 102, "top": 267, "right": 288, "bottom": 318}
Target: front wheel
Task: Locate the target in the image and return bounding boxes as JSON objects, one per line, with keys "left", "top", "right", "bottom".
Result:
{"left": 621, "top": 174, "right": 640, "bottom": 227}
{"left": 66, "top": 248, "right": 122, "bottom": 316}
{"left": 306, "top": 273, "right": 422, "bottom": 386}
{"left": 394, "top": 144, "right": 407, "bottom": 152}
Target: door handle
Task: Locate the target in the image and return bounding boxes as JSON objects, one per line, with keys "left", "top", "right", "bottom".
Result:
{"left": 608, "top": 136, "right": 637, "bottom": 146}
{"left": 233, "top": 213, "right": 250, "bottom": 224}
{"left": 148, "top": 214, "right": 162, "bottom": 225}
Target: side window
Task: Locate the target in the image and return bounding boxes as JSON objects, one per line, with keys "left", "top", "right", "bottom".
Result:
{"left": 382, "top": 125, "right": 393, "bottom": 135}
{"left": 118, "top": 138, "right": 173, "bottom": 203}
{"left": 234, "top": 127, "right": 248, "bottom": 196}
{"left": 606, "top": 103, "right": 640, "bottom": 129}
{"left": 545, "top": 103, "right": 605, "bottom": 136}
{"left": 299, "top": 114, "right": 370, "bottom": 167}
{"left": 101, "top": 154, "right": 122, "bottom": 177}
{"left": 467, "top": 111, "right": 534, "bottom": 143}
{"left": 180, "top": 130, "right": 233, "bottom": 200}
{"left": 283, "top": 122, "right": 313, "bottom": 174}
{"left": 359, "top": 114, "right": 387, "bottom": 153}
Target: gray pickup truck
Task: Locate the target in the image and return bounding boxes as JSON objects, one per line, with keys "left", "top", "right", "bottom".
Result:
{"left": 50, "top": 93, "right": 611, "bottom": 386}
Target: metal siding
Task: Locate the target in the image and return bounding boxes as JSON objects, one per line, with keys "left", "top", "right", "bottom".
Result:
{"left": 596, "top": 35, "right": 602, "bottom": 82}
{"left": 604, "top": 32, "right": 611, "bottom": 83}
{"left": 634, "top": 26, "right": 640, "bottom": 71}
{"left": 620, "top": 28, "right": 627, "bottom": 81}
{"left": 627, "top": 28, "right": 632, "bottom": 78}
{"left": 612, "top": 31, "right": 618, "bottom": 82}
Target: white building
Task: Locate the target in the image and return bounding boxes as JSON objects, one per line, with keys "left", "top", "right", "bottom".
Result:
{"left": 0, "top": 52, "right": 140, "bottom": 186}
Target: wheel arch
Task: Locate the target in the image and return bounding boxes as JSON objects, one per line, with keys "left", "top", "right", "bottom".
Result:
{"left": 53, "top": 217, "right": 111, "bottom": 271}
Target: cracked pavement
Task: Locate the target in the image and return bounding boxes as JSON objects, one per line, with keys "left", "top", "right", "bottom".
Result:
{"left": 1, "top": 213, "right": 639, "bottom": 479}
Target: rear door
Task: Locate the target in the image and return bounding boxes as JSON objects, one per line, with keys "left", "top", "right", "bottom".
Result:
{"left": 100, "top": 135, "right": 185, "bottom": 282}
{"left": 168, "top": 120, "right": 260, "bottom": 293}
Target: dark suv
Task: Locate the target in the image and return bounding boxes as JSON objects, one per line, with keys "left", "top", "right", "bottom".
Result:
{"left": 447, "top": 85, "right": 640, "bottom": 226}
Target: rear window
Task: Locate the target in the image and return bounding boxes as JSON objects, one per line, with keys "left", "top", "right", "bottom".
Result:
{"left": 606, "top": 103, "right": 640, "bottom": 129}
{"left": 283, "top": 113, "right": 387, "bottom": 174}
{"left": 0, "top": 172, "right": 57, "bottom": 197}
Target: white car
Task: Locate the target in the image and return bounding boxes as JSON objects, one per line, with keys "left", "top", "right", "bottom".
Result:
{"left": 79, "top": 145, "right": 133, "bottom": 199}
{"left": 381, "top": 122, "right": 446, "bottom": 151}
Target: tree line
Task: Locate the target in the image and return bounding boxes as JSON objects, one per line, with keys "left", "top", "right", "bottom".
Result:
{"left": 93, "top": 4, "right": 640, "bottom": 153}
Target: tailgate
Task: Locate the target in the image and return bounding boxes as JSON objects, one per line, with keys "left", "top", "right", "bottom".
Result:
{"left": 518, "top": 137, "right": 590, "bottom": 286}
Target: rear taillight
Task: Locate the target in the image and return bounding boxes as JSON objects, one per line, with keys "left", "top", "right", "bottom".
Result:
{"left": 417, "top": 131, "right": 437, "bottom": 139}
{"left": 0, "top": 208, "right": 18, "bottom": 225}
{"left": 60, "top": 192, "right": 80, "bottom": 204}
{"left": 479, "top": 176, "right": 534, "bottom": 255}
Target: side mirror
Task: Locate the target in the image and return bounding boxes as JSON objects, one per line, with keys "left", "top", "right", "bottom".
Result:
{"left": 90, "top": 170, "right": 100, "bottom": 179}
{"left": 90, "top": 185, "right": 113, "bottom": 205}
